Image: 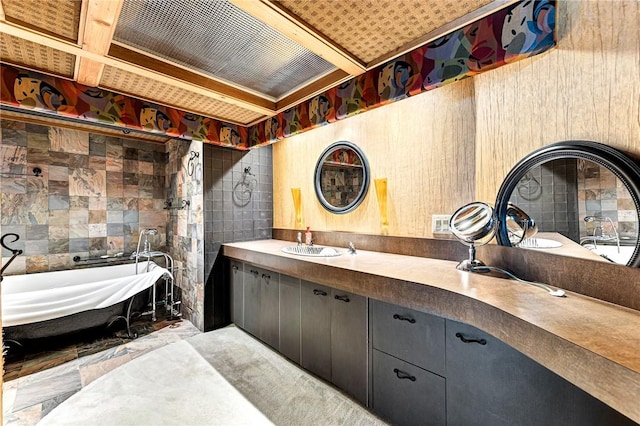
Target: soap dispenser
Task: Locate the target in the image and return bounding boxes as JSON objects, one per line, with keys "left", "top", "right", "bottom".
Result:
{"left": 305, "top": 226, "right": 312, "bottom": 245}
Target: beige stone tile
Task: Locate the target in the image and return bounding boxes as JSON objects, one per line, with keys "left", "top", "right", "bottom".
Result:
{"left": 79, "top": 355, "right": 132, "bottom": 387}
{"left": 49, "top": 128, "right": 88, "bottom": 154}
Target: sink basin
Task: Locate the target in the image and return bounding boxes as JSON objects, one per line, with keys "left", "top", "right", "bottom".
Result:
{"left": 281, "top": 246, "right": 342, "bottom": 257}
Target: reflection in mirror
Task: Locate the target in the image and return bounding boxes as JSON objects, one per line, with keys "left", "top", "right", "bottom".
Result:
{"left": 449, "top": 202, "right": 496, "bottom": 271}
{"left": 314, "top": 141, "right": 370, "bottom": 214}
{"left": 505, "top": 203, "right": 538, "bottom": 245}
{"left": 508, "top": 159, "right": 639, "bottom": 264}
{"left": 495, "top": 141, "right": 640, "bottom": 267}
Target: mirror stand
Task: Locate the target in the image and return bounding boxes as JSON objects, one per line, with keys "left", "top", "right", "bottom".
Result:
{"left": 457, "top": 244, "right": 487, "bottom": 271}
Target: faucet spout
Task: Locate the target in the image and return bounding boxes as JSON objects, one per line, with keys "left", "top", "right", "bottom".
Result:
{"left": 348, "top": 242, "right": 357, "bottom": 254}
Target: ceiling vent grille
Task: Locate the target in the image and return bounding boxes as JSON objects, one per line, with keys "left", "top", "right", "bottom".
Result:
{"left": 114, "top": 0, "right": 336, "bottom": 99}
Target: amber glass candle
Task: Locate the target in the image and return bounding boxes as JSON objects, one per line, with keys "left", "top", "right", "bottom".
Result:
{"left": 291, "top": 187, "right": 302, "bottom": 228}
{"left": 374, "top": 178, "right": 388, "bottom": 229}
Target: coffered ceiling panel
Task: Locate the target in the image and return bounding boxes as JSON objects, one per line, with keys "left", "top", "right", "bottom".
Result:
{"left": 274, "top": 0, "right": 495, "bottom": 65}
{"left": 0, "top": 33, "right": 75, "bottom": 77}
{"left": 1, "top": 0, "right": 81, "bottom": 42}
{"left": 100, "top": 65, "right": 266, "bottom": 125}
{"left": 113, "top": 0, "right": 337, "bottom": 99}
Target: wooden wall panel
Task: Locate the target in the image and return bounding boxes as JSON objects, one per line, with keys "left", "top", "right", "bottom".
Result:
{"left": 475, "top": 0, "right": 640, "bottom": 203}
{"left": 273, "top": 78, "right": 476, "bottom": 237}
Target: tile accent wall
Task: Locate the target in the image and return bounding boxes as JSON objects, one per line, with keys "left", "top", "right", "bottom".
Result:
{"left": 165, "top": 138, "right": 205, "bottom": 330}
{"left": 203, "top": 144, "right": 273, "bottom": 330}
{"left": 0, "top": 119, "right": 168, "bottom": 274}
{"left": 577, "top": 160, "right": 639, "bottom": 241}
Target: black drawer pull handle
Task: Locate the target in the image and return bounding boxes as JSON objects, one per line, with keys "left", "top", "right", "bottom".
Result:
{"left": 455, "top": 332, "right": 487, "bottom": 345}
{"left": 250, "top": 269, "right": 259, "bottom": 276}
{"left": 393, "top": 314, "right": 416, "bottom": 324}
{"left": 313, "top": 289, "right": 327, "bottom": 296}
{"left": 393, "top": 368, "right": 416, "bottom": 382}
{"left": 261, "top": 273, "right": 271, "bottom": 280}
{"left": 334, "top": 295, "right": 350, "bottom": 303}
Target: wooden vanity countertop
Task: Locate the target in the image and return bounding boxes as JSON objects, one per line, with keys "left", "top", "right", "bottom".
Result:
{"left": 223, "top": 239, "right": 640, "bottom": 423}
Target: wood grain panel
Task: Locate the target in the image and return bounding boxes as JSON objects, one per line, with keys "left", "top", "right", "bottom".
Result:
{"left": 474, "top": 0, "right": 640, "bottom": 203}
{"left": 273, "top": 78, "right": 476, "bottom": 237}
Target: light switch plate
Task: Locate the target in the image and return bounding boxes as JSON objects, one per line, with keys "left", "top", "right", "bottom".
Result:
{"left": 432, "top": 214, "right": 452, "bottom": 234}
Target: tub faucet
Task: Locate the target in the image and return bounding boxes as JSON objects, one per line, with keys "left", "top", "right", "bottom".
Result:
{"left": 1, "top": 233, "right": 23, "bottom": 282}
{"left": 297, "top": 232, "right": 302, "bottom": 247}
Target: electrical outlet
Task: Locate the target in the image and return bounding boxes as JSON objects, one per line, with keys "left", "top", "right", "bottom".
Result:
{"left": 432, "top": 214, "right": 452, "bottom": 234}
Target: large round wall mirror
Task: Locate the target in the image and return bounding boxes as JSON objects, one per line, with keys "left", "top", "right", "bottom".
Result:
{"left": 314, "top": 141, "right": 370, "bottom": 214}
{"left": 495, "top": 141, "right": 640, "bottom": 267}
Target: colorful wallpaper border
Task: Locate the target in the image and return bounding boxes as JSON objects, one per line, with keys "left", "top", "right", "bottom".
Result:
{"left": 0, "top": 0, "right": 556, "bottom": 150}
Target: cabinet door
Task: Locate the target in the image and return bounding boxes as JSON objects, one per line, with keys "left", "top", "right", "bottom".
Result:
{"left": 372, "top": 349, "right": 445, "bottom": 426}
{"left": 446, "top": 319, "right": 634, "bottom": 426}
{"left": 279, "top": 274, "right": 301, "bottom": 363}
{"left": 229, "top": 260, "right": 244, "bottom": 328}
{"left": 331, "top": 289, "right": 367, "bottom": 405}
{"left": 300, "top": 280, "right": 331, "bottom": 382}
{"left": 259, "top": 269, "right": 279, "bottom": 349}
{"left": 243, "top": 266, "right": 261, "bottom": 337}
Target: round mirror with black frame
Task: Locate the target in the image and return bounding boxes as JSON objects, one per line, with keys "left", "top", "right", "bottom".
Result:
{"left": 314, "top": 141, "right": 370, "bottom": 214}
{"left": 495, "top": 141, "right": 640, "bottom": 267}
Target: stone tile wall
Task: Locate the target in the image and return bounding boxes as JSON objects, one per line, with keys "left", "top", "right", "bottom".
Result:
{"left": 165, "top": 138, "right": 205, "bottom": 330}
{"left": 577, "top": 160, "right": 638, "bottom": 240}
{"left": 0, "top": 118, "right": 273, "bottom": 332}
{"left": 0, "top": 119, "right": 168, "bottom": 274}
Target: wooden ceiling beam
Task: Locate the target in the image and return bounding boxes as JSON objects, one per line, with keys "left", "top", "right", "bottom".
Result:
{"left": 229, "top": 0, "right": 366, "bottom": 76}
{"left": 276, "top": 69, "right": 350, "bottom": 113}
{"left": 75, "top": 0, "right": 124, "bottom": 87}
{"left": 0, "top": 20, "right": 276, "bottom": 116}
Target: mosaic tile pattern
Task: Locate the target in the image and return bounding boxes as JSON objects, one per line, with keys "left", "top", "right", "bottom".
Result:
{"left": 0, "top": 119, "right": 168, "bottom": 274}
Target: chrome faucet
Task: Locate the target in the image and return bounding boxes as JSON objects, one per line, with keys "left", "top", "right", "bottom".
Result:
{"left": 297, "top": 232, "right": 302, "bottom": 247}
{"left": 582, "top": 216, "right": 620, "bottom": 253}
{"left": 348, "top": 242, "right": 357, "bottom": 254}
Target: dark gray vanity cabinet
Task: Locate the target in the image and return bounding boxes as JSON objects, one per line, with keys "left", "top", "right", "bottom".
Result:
{"left": 446, "top": 319, "right": 635, "bottom": 426}
{"left": 300, "top": 280, "right": 332, "bottom": 382}
{"left": 300, "top": 280, "right": 368, "bottom": 405}
{"left": 243, "top": 266, "right": 261, "bottom": 337}
{"left": 370, "top": 299, "right": 446, "bottom": 426}
{"left": 331, "top": 287, "right": 367, "bottom": 405}
{"left": 243, "top": 265, "right": 279, "bottom": 349}
{"left": 229, "top": 260, "right": 244, "bottom": 328}
{"left": 279, "top": 273, "right": 301, "bottom": 363}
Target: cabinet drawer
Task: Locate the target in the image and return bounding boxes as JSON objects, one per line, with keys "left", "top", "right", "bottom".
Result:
{"left": 372, "top": 349, "right": 445, "bottom": 426}
{"left": 371, "top": 299, "right": 445, "bottom": 375}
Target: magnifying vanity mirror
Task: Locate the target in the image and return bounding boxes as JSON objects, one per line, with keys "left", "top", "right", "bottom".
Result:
{"left": 495, "top": 141, "right": 640, "bottom": 267}
{"left": 314, "top": 141, "right": 370, "bottom": 214}
{"left": 449, "top": 202, "right": 497, "bottom": 271}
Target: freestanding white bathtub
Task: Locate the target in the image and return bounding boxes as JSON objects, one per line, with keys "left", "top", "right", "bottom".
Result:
{"left": 2, "top": 261, "right": 171, "bottom": 341}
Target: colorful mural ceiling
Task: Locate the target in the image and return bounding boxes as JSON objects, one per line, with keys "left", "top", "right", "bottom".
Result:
{"left": 0, "top": 0, "right": 556, "bottom": 151}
